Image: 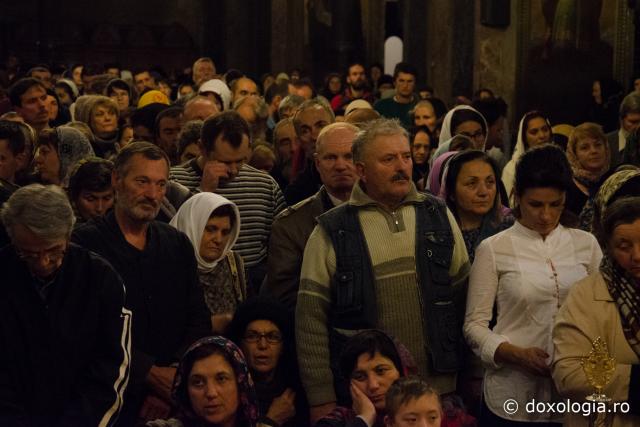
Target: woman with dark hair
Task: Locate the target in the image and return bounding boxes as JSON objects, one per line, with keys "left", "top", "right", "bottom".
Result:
{"left": 464, "top": 144, "right": 602, "bottom": 426}
{"left": 315, "top": 330, "right": 416, "bottom": 427}
{"left": 553, "top": 193, "right": 640, "bottom": 426}
{"left": 106, "top": 78, "right": 135, "bottom": 112}
{"left": 228, "top": 297, "right": 308, "bottom": 427}
{"left": 320, "top": 73, "right": 343, "bottom": 101}
{"left": 409, "top": 125, "right": 434, "bottom": 187}
{"left": 441, "top": 150, "right": 514, "bottom": 262}
{"left": 147, "top": 336, "right": 259, "bottom": 427}
{"left": 55, "top": 79, "right": 79, "bottom": 107}
{"left": 502, "top": 111, "right": 553, "bottom": 205}
{"left": 585, "top": 77, "right": 623, "bottom": 133}
{"left": 67, "top": 157, "right": 114, "bottom": 222}
{"left": 46, "top": 88, "right": 71, "bottom": 127}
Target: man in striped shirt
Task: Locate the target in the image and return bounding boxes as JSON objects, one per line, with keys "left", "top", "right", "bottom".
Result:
{"left": 170, "top": 111, "right": 286, "bottom": 290}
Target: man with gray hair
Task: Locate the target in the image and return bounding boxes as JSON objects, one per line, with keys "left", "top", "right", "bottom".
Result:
{"left": 262, "top": 122, "right": 359, "bottom": 309}
{"left": 284, "top": 98, "right": 336, "bottom": 204}
{"left": 0, "top": 184, "right": 131, "bottom": 426}
{"left": 608, "top": 92, "right": 640, "bottom": 167}
{"left": 295, "top": 118, "right": 470, "bottom": 422}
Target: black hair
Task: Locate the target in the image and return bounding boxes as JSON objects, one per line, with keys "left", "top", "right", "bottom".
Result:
{"left": 105, "top": 79, "right": 132, "bottom": 99}
{"left": 471, "top": 97, "right": 507, "bottom": 127}
{"left": 0, "top": 120, "right": 27, "bottom": 155}
{"left": 174, "top": 343, "right": 237, "bottom": 415}
{"left": 9, "top": 78, "right": 46, "bottom": 107}
{"left": 339, "top": 330, "right": 403, "bottom": 380}
{"left": 113, "top": 141, "right": 169, "bottom": 177}
{"left": 67, "top": 157, "right": 114, "bottom": 201}
{"left": 450, "top": 109, "right": 486, "bottom": 136}
{"left": 429, "top": 98, "right": 448, "bottom": 120}
{"left": 520, "top": 111, "right": 551, "bottom": 149}
{"left": 443, "top": 150, "right": 502, "bottom": 223}
{"left": 153, "top": 106, "right": 183, "bottom": 137}
{"left": 265, "top": 80, "right": 290, "bottom": 105}
{"left": 514, "top": 144, "right": 572, "bottom": 197}
{"left": 210, "top": 204, "right": 237, "bottom": 229}
{"left": 292, "top": 78, "right": 316, "bottom": 97}
{"left": 409, "top": 125, "right": 433, "bottom": 147}
{"left": 55, "top": 80, "right": 77, "bottom": 102}
{"left": 393, "top": 62, "right": 417, "bottom": 80}
{"left": 201, "top": 111, "right": 251, "bottom": 153}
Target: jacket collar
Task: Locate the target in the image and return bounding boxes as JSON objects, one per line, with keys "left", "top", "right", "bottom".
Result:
{"left": 348, "top": 180, "right": 423, "bottom": 209}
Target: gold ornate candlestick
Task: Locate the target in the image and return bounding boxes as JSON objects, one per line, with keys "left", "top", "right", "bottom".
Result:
{"left": 581, "top": 336, "right": 616, "bottom": 403}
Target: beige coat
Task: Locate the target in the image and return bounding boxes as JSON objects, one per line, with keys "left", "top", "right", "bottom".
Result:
{"left": 552, "top": 272, "right": 640, "bottom": 427}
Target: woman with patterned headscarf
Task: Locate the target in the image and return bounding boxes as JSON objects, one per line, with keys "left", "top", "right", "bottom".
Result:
{"left": 147, "top": 336, "right": 259, "bottom": 427}
{"left": 552, "top": 170, "right": 640, "bottom": 427}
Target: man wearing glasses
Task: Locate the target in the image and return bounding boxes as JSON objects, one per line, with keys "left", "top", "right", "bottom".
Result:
{"left": 0, "top": 184, "right": 131, "bottom": 426}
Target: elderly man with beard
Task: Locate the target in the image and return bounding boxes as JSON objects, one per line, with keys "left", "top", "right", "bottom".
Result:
{"left": 72, "top": 142, "right": 211, "bottom": 426}
{"left": 295, "top": 118, "right": 470, "bottom": 423}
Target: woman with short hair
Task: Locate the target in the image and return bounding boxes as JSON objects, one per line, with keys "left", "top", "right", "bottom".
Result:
{"left": 564, "top": 122, "right": 612, "bottom": 225}
{"left": 315, "top": 330, "right": 416, "bottom": 427}
{"left": 228, "top": 297, "right": 308, "bottom": 427}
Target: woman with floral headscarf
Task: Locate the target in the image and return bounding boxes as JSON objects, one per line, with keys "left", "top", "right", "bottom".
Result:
{"left": 147, "top": 336, "right": 259, "bottom": 427}
{"left": 552, "top": 170, "right": 640, "bottom": 427}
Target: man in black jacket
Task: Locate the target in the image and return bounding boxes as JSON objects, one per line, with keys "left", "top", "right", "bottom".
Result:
{"left": 72, "top": 141, "right": 211, "bottom": 425}
{"left": 0, "top": 184, "right": 131, "bottom": 427}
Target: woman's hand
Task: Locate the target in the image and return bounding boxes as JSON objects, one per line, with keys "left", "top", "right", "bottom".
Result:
{"left": 495, "top": 342, "right": 551, "bottom": 377}
{"left": 350, "top": 381, "right": 376, "bottom": 427}
{"left": 266, "top": 388, "right": 296, "bottom": 425}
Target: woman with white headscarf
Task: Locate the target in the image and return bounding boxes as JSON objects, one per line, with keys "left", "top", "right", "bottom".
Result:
{"left": 170, "top": 192, "right": 246, "bottom": 334}
{"left": 430, "top": 105, "right": 488, "bottom": 160}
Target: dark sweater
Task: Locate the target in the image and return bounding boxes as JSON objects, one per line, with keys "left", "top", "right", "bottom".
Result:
{"left": 0, "top": 243, "right": 130, "bottom": 427}
{"left": 71, "top": 211, "right": 211, "bottom": 420}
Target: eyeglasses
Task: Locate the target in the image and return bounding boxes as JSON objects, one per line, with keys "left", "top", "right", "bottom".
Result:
{"left": 243, "top": 331, "right": 283, "bottom": 344}
{"left": 459, "top": 130, "right": 485, "bottom": 141}
{"left": 15, "top": 244, "right": 67, "bottom": 264}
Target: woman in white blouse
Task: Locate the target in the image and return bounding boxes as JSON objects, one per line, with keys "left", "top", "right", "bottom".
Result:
{"left": 464, "top": 144, "right": 602, "bottom": 426}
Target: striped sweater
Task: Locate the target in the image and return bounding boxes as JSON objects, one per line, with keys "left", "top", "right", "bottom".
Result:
{"left": 170, "top": 160, "right": 286, "bottom": 267}
{"left": 295, "top": 182, "right": 470, "bottom": 405}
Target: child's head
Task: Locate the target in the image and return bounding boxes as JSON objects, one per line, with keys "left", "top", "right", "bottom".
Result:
{"left": 384, "top": 377, "right": 442, "bottom": 427}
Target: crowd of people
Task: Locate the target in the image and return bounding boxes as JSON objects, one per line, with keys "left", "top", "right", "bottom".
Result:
{"left": 0, "top": 56, "right": 639, "bottom": 427}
